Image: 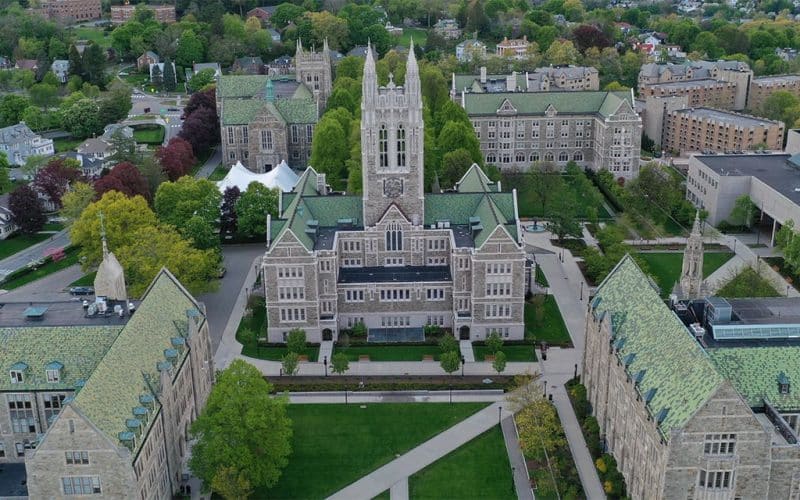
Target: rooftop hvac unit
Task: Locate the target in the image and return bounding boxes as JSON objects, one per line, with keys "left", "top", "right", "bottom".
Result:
{"left": 689, "top": 323, "right": 706, "bottom": 339}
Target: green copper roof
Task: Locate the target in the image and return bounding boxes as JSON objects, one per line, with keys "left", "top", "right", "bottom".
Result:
{"left": 707, "top": 346, "right": 800, "bottom": 411}
{"left": 0, "top": 326, "right": 121, "bottom": 392}
{"left": 73, "top": 270, "right": 200, "bottom": 455}
{"left": 222, "top": 98, "right": 316, "bottom": 126}
{"left": 591, "top": 255, "right": 724, "bottom": 440}
{"left": 456, "top": 164, "right": 500, "bottom": 193}
{"left": 221, "top": 100, "right": 265, "bottom": 125}
{"left": 274, "top": 97, "right": 317, "bottom": 123}
{"left": 218, "top": 75, "right": 272, "bottom": 98}
{"left": 463, "top": 90, "right": 632, "bottom": 117}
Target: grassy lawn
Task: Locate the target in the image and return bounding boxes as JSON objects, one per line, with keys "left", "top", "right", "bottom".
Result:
{"left": 69, "top": 27, "right": 111, "bottom": 47}
{"left": 0, "top": 233, "right": 50, "bottom": 260}
{"left": 524, "top": 295, "right": 572, "bottom": 345}
{"left": 262, "top": 403, "right": 487, "bottom": 499}
{"left": 334, "top": 344, "right": 441, "bottom": 361}
{"left": 717, "top": 268, "right": 781, "bottom": 298}
{"left": 396, "top": 27, "right": 429, "bottom": 48}
{"left": 1, "top": 250, "right": 80, "bottom": 290}
{"left": 251, "top": 345, "right": 319, "bottom": 362}
{"left": 42, "top": 222, "right": 64, "bottom": 232}
{"left": 637, "top": 252, "right": 734, "bottom": 297}
{"left": 207, "top": 164, "right": 227, "bottom": 181}
{"left": 535, "top": 265, "right": 549, "bottom": 287}
{"left": 409, "top": 425, "right": 514, "bottom": 500}
{"left": 70, "top": 271, "right": 96, "bottom": 287}
{"left": 190, "top": 148, "right": 214, "bottom": 175}
{"left": 132, "top": 125, "right": 165, "bottom": 144}
{"left": 122, "top": 72, "right": 149, "bottom": 86}
{"left": 507, "top": 173, "right": 611, "bottom": 220}
{"left": 473, "top": 344, "right": 536, "bottom": 362}
{"left": 53, "top": 137, "right": 82, "bottom": 153}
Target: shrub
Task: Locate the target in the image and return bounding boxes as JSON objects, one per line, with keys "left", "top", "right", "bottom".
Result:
{"left": 438, "top": 334, "right": 459, "bottom": 353}
{"left": 286, "top": 329, "right": 307, "bottom": 354}
{"left": 596, "top": 457, "right": 608, "bottom": 474}
{"left": 351, "top": 321, "right": 367, "bottom": 338}
{"left": 486, "top": 331, "right": 503, "bottom": 353}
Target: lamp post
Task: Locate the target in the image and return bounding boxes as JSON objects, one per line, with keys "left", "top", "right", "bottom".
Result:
{"left": 579, "top": 281, "right": 583, "bottom": 301}
{"left": 323, "top": 356, "right": 328, "bottom": 377}
{"left": 511, "top": 466, "right": 516, "bottom": 493}
{"left": 543, "top": 380, "right": 547, "bottom": 399}
{"left": 461, "top": 355, "right": 465, "bottom": 377}
{"left": 574, "top": 363, "right": 578, "bottom": 379}
{"left": 498, "top": 406, "right": 502, "bottom": 424}
{"left": 449, "top": 385, "right": 453, "bottom": 404}
{"left": 345, "top": 388, "right": 348, "bottom": 404}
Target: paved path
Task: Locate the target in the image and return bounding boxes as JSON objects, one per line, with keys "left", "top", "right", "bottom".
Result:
{"left": 327, "top": 402, "right": 507, "bottom": 500}
{"left": 0, "top": 230, "right": 71, "bottom": 280}
{"left": 501, "top": 413, "right": 535, "bottom": 500}
{"left": 319, "top": 340, "right": 334, "bottom": 365}
{"left": 459, "top": 340, "right": 475, "bottom": 362}
{"left": 285, "top": 390, "right": 505, "bottom": 404}
{"left": 389, "top": 478, "right": 408, "bottom": 500}
{"left": 194, "top": 148, "right": 221, "bottom": 179}
{"left": 0, "top": 264, "right": 83, "bottom": 302}
{"left": 213, "top": 252, "right": 262, "bottom": 369}
{"left": 704, "top": 254, "right": 746, "bottom": 293}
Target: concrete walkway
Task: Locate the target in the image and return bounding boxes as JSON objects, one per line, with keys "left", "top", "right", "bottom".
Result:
{"left": 501, "top": 413, "right": 535, "bottom": 500}
{"left": 214, "top": 254, "right": 262, "bottom": 370}
{"left": 459, "top": 340, "right": 475, "bottom": 362}
{"left": 285, "top": 390, "right": 505, "bottom": 404}
{"left": 704, "top": 254, "right": 746, "bottom": 293}
{"left": 319, "top": 340, "right": 334, "bottom": 364}
{"left": 0, "top": 229, "right": 71, "bottom": 279}
{"left": 389, "top": 478, "right": 408, "bottom": 500}
{"left": 327, "top": 402, "right": 507, "bottom": 500}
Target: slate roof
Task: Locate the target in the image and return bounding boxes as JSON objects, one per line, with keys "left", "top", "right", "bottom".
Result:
{"left": 218, "top": 75, "right": 317, "bottom": 125}
{"left": 463, "top": 91, "right": 633, "bottom": 118}
{"left": 0, "top": 326, "right": 121, "bottom": 392}
{"left": 72, "top": 269, "right": 202, "bottom": 456}
{"left": 707, "top": 346, "right": 800, "bottom": 411}
{"left": 591, "top": 255, "right": 724, "bottom": 440}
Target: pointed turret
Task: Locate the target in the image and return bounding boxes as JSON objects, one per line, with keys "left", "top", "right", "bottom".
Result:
{"left": 361, "top": 42, "right": 377, "bottom": 119}
{"left": 265, "top": 77, "right": 275, "bottom": 102}
{"left": 296, "top": 38, "right": 303, "bottom": 56}
{"left": 94, "top": 212, "right": 127, "bottom": 302}
{"left": 679, "top": 210, "right": 705, "bottom": 299}
{"left": 690, "top": 210, "right": 702, "bottom": 236}
{"left": 405, "top": 38, "right": 421, "bottom": 114}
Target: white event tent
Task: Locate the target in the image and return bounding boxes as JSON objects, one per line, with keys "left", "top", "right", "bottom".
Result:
{"left": 216, "top": 160, "right": 299, "bottom": 193}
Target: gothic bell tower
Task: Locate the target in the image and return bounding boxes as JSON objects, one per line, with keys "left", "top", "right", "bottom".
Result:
{"left": 360, "top": 42, "right": 425, "bottom": 227}
{"left": 680, "top": 212, "right": 705, "bottom": 299}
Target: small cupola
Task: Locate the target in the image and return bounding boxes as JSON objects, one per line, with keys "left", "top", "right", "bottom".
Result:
{"left": 778, "top": 372, "right": 791, "bottom": 395}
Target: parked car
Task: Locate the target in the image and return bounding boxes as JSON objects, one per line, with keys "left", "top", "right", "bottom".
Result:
{"left": 69, "top": 286, "right": 94, "bottom": 295}
{"left": 217, "top": 267, "right": 227, "bottom": 279}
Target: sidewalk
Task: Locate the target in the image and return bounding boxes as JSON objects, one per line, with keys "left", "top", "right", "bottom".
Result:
{"left": 327, "top": 402, "right": 507, "bottom": 500}
{"left": 459, "top": 340, "right": 475, "bottom": 362}
{"left": 285, "top": 390, "right": 505, "bottom": 404}
{"left": 501, "top": 414, "right": 535, "bottom": 500}
{"left": 214, "top": 254, "right": 261, "bottom": 370}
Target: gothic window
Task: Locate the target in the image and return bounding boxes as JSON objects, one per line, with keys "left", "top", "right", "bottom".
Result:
{"left": 291, "top": 125, "right": 299, "bottom": 144}
{"left": 573, "top": 151, "right": 583, "bottom": 161}
{"left": 242, "top": 127, "right": 248, "bottom": 144}
{"left": 396, "top": 126, "right": 406, "bottom": 167}
{"left": 379, "top": 125, "right": 389, "bottom": 168}
{"left": 261, "top": 130, "right": 273, "bottom": 151}
{"left": 306, "top": 125, "right": 313, "bottom": 142}
{"left": 386, "top": 221, "right": 402, "bottom": 251}
{"left": 530, "top": 152, "right": 539, "bottom": 162}
{"left": 558, "top": 151, "right": 569, "bottom": 162}
{"left": 544, "top": 152, "right": 554, "bottom": 162}
{"left": 227, "top": 127, "right": 234, "bottom": 145}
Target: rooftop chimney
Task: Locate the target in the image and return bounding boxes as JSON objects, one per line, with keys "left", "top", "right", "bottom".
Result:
{"left": 480, "top": 66, "right": 487, "bottom": 84}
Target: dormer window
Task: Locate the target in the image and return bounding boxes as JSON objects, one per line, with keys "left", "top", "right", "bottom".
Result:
{"left": 10, "top": 371, "right": 23, "bottom": 384}
{"left": 46, "top": 361, "right": 63, "bottom": 383}
{"left": 778, "top": 372, "right": 790, "bottom": 395}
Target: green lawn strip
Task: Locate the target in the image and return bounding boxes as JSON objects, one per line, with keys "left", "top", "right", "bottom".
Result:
{"left": 42, "top": 223, "right": 64, "bottom": 232}
{"left": 69, "top": 271, "right": 96, "bottom": 287}
{"left": 334, "top": 344, "right": 441, "bottom": 361}
{"left": 190, "top": 149, "right": 213, "bottom": 175}
{"left": 207, "top": 164, "right": 227, "bottom": 181}
{"left": 372, "top": 491, "right": 390, "bottom": 500}
{"left": 70, "top": 27, "right": 111, "bottom": 47}
{"left": 473, "top": 344, "right": 536, "bottom": 362}
{"left": 636, "top": 252, "right": 734, "bottom": 297}
{"left": 764, "top": 256, "right": 800, "bottom": 284}
{"left": 396, "top": 27, "right": 429, "bottom": 47}
{"left": 132, "top": 125, "right": 165, "bottom": 144}
{"left": 1, "top": 250, "right": 80, "bottom": 290}
{"left": 263, "top": 403, "right": 488, "bottom": 499}
{"left": 0, "top": 233, "right": 50, "bottom": 260}
{"left": 524, "top": 295, "right": 572, "bottom": 345}
{"left": 717, "top": 267, "right": 781, "bottom": 298}
{"left": 245, "top": 345, "right": 320, "bottom": 362}
{"left": 53, "top": 137, "right": 82, "bottom": 153}
{"left": 535, "top": 265, "right": 549, "bottom": 287}
{"left": 409, "top": 425, "right": 514, "bottom": 500}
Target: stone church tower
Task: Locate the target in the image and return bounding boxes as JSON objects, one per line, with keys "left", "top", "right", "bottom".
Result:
{"left": 679, "top": 211, "right": 704, "bottom": 299}
{"left": 361, "top": 42, "right": 425, "bottom": 227}
{"left": 295, "top": 38, "right": 332, "bottom": 110}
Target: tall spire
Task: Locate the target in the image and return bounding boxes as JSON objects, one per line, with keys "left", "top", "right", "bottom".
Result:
{"left": 362, "top": 41, "right": 377, "bottom": 113}
{"left": 405, "top": 38, "right": 421, "bottom": 110}
{"left": 678, "top": 210, "right": 705, "bottom": 299}
{"left": 265, "top": 77, "right": 275, "bottom": 102}
{"left": 99, "top": 211, "right": 108, "bottom": 258}
{"left": 691, "top": 210, "right": 702, "bottom": 236}
{"left": 296, "top": 38, "right": 303, "bottom": 57}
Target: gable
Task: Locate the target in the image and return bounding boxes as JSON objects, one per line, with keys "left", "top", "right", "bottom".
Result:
{"left": 497, "top": 98, "right": 518, "bottom": 115}
{"left": 375, "top": 203, "right": 412, "bottom": 226}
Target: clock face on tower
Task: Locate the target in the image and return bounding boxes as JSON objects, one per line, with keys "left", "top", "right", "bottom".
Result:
{"left": 384, "top": 177, "right": 403, "bottom": 198}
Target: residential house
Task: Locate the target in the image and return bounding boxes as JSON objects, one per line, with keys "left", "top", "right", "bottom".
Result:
{"left": 247, "top": 5, "right": 277, "bottom": 25}
{"left": 0, "top": 123, "right": 54, "bottom": 166}
{"left": 433, "top": 18, "right": 462, "bottom": 39}
{"left": 267, "top": 55, "right": 294, "bottom": 76}
{"left": 0, "top": 194, "right": 17, "bottom": 240}
{"left": 347, "top": 46, "right": 370, "bottom": 58}
{"left": 776, "top": 47, "right": 799, "bottom": 62}
{"left": 149, "top": 62, "right": 177, "bottom": 85}
{"left": 50, "top": 60, "right": 69, "bottom": 84}
{"left": 186, "top": 62, "right": 222, "bottom": 84}
{"left": 60, "top": 151, "right": 104, "bottom": 179}
{"left": 385, "top": 22, "right": 403, "bottom": 36}
{"left": 456, "top": 39, "right": 487, "bottom": 62}
{"left": 0, "top": 56, "right": 10, "bottom": 69}
{"left": 75, "top": 124, "right": 133, "bottom": 173}
{"left": 136, "top": 51, "right": 158, "bottom": 72}
{"left": 232, "top": 56, "right": 264, "bottom": 75}
{"left": 267, "top": 28, "right": 281, "bottom": 43}
{"left": 14, "top": 60, "right": 38, "bottom": 72}
{"left": 495, "top": 36, "right": 530, "bottom": 59}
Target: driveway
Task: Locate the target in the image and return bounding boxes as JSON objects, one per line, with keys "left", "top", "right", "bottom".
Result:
{"left": 198, "top": 244, "right": 264, "bottom": 352}
{"left": 0, "top": 230, "right": 71, "bottom": 280}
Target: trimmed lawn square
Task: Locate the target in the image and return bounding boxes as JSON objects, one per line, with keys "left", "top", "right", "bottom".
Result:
{"left": 524, "top": 295, "right": 572, "bottom": 346}
{"left": 334, "top": 345, "right": 441, "bottom": 361}
{"left": 473, "top": 344, "right": 536, "bottom": 361}
{"left": 262, "top": 403, "right": 487, "bottom": 499}
{"left": 0, "top": 233, "right": 49, "bottom": 260}
{"left": 409, "top": 425, "right": 514, "bottom": 500}
{"left": 637, "top": 252, "right": 733, "bottom": 297}
{"left": 132, "top": 125, "right": 165, "bottom": 144}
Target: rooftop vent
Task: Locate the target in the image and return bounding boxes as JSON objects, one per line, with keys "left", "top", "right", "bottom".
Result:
{"left": 23, "top": 306, "right": 48, "bottom": 321}
{"left": 778, "top": 372, "right": 791, "bottom": 395}
{"left": 689, "top": 323, "right": 706, "bottom": 339}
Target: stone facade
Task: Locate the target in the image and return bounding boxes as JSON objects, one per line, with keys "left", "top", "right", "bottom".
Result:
{"left": 38, "top": 0, "right": 101, "bottom": 22}
{"left": 462, "top": 91, "right": 642, "bottom": 179}
{"left": 748, "top": 75, "right": 800, "bottom": 112}
{"left": 663, "top": 107, "right": 784, "bottom": 154}
{"left": 639, "top": 79, "right": 737, "bottom": 110}
{"left": 262, "top": 44, "right": 527, "bottom": 343}
{"left": 295, "top": 39, "right": 332, "bottom": 110}
{"left": 111, "top": 4, "right": 175, "bottom": 24}
{"left": 638, "top": 60, "right": 752, "bottom": 110}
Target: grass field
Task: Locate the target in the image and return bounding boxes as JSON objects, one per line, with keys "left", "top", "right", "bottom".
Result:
{"left": 0, "top": 233, "right": 49, "bottom": 260}
{"left": 250, "top": 345, "right": 320, "bottom": 362}
{"left": 69, "top": 27, "right": 111, "bottom": 47}
{"left": 396, "top": 27, "right": 429, "bottom": 48}
{"left": 637, "top": 252, "right": 734, "bottom": 297}
{"left": 473, "top": 344, "right": 536, "bottom": 362}
{"left": 262, "top": 403, "right": 487, "bottom": 499}
{"left": 409, "top": 425, "right": 514, "bottom": 500}
{"left": 132, "top": 125, "right": 165, "bottom": 144}
{"left": 70, "top": 271, "right": 96, "bottom": 287}
{"left": 53, "top": 137, "right": 82, "bottom": 153}
{"left": 507, "top": 173, "right": 611, "bottom": 220}
{"left": 207, "top": 164, "right": 227, "bottom": 181}
{"left": 524, "top": 295, "right": 572, "bottom": 345}
{"left": 1, "top": 250, "right": 80, "bottom": 290}
{"left": 717, "top": 267, "right": 781, "bottom": 298}
{"left": 535, "top": 265, "right": 549, "bottom": 287}
{"left": 334, "top": 344, "right": 441, "bottom": 361}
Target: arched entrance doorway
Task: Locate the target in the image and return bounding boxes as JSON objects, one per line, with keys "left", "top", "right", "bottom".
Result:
{"left": 322, "top": 328, "right": 333, "bottom": 341}
{"left": 459, "top": 325, "right": 470, "bottom": 340}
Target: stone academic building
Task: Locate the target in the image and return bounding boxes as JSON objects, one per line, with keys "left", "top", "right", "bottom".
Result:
{"left": 262, "top": 44, "right": 528, "bottom": 343}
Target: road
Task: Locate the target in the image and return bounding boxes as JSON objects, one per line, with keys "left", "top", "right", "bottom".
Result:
{"left": 198, "top": 244, "right": 264, "bottom": 352}
{"left": 0, "top": 264, "right": 83, "bottom": 301}
{"left": 194, "top": 148, "right": 222, "bottom": 178}
{"left": 0, "top": 230, "right": 72, "bottom": 281}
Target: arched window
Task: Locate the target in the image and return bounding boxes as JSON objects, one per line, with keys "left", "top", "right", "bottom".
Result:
{"left": 544, "top": 152, "right": 554, "bottom": 162}
{"left": 515, "top": 152, "right": 526, "bottom": 162}
{"left": 396, "top": 125, "right": 406, "bottom": 167}
{"left": 386, "top": 221, "right": 402, "bottom": 251}
{"left": 573, "top": 151, "right": 583, "bottom": 162}
{"left": 558, "top": 151, "right": 569, "bottom": 162}
{"left": 530, "top": 152, "right": 539, "bottom": 162}
{"left": 379, "top": 125, "right": 388, "bottom": 168}
{"left": 486, "top": 154, "right": 496, "bottom": 163}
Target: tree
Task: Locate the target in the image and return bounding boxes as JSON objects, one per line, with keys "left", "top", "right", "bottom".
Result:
{"left": 547, "top": 195, "right": 582, "bottom": 242}
{"left": 759, "top": 91, "right": 800, "bottom": 130}
{"left": 692, "top": 32, "right": 723, "bottom": 59}
{"left": 486, "top": 331, "right": 503, "bottom": 353}
{"left": 81, "top": 43, "right": 106, "bottom": 88}
{"left": 516, "top": 399, "right": 566, "bottom": 462}
{"left": 176, "top": 30, "right": 206, "bottom": 69}
{"left": 440, "top": 351, "right": 461, "bottom": 374}
{"left": 94, "top": 162, "right": 151, "bottom": 200}
{"left": 60, "top": 182, "right": 96, "bottom": 224}
{"left": 68, "top": 44, "right": 83, "bottom": 79}
{"left": 437, "top": 122, "right": 482, "bottom": 166}
{"left": 106, "top": 128, "right": 138, "bottom": 165}
{"left": 220, "top": 186, "right": 240, "bottom": 235}
{"left": 282, "top": 352, "right": 300, "bottom": 375}
{"left": 439, "top": 333, "right": 459, "bottom": 353}
{"left": 544, "top": 39, "right": 580, "bottom": 65}
{"left": 188, "top": 68, "right": 217, "bottom": 93}
{"left": 527, "top": 162, "right": 564, "bottom": 215}
{"left": 440, "top": 149, "right": 474, "bottom": 188}
{"left": 162, "top": 60, "right": 176, "bottom": 92}
{"left": 156, "top": 137, "right": 197, "bottom": 181}
{"left": 179, "top": 106, "right": 220, "bottom": 155}
{"left": 273, "top": 3, "right": 305, "bottom": 27}
{"left": 310, "top": 115, "right": 348, "bottom": 190}
{"left": 33, "top": 158, "right": 81, "bottom": 209}
{"left": 236, "top": 182, "right": 280, "bottom": 237}
{"left": 190, "top": 360, "right": 292, "bottom": 496}
{"left": 0, "top": 155, "right": 11, "bottom": 194}
{"left": 154, "top": 176, "right": 221, "bottom": 234}
{"left": 305, "top": 12, "right": 349, "bottom": 50}
{"left": 117, "top": 224, "right": 219, "bottom": 297}
{"left": 331, "top": 352, "right": 349, "bottom": 374}
{"left": 572, "top": 25, "right": 611, "bottom": 53}
{"left": 9, "top": 185, "right": 45, "bottom": 234}
{"left": 60, "top": 99, "right": 102, "bottom": 139}
{"left": 286, "top": 329, "right": 307, "bottom": 354}
{"left": 151, "top": 64, "right": 163, "bottom": 89}
{"left": 0, "top": 94, "right": 31, "bottom": 127}
{"left": 98, "top": 81, "right": 133, "bottom": 125}
{"left": 183, "top": 215, "right": 220, "bottom": 251}
{"left": 183, "top": 88, "right": 217, "bottom": 118}
{"left": 493, "top": 351, "right": 507, "bottom": 373}
{"left": 210, "top": 466, "right": 253, "bottom": 500}
{"left": 728, "top": 195, "right": 757, "bottom": 228}
{"left": 29, "top": 83, "right": 59, "bottom": 109}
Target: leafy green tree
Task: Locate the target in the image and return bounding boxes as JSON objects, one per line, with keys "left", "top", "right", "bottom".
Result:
{"left": 162, "top": 60, "right": 176, "bottom": 92}
{"left": 82, "top": 43, "right": 107, "bottom": 88}
{"left": 336, "top": 57, "right": 364, "bottom": 80}
{"left": 286, "top": 329, "right": 307, "bottom": 354}
{"left": 60, "top": 99, "right": 102, "bottom": 139}
{"left": 486, "top": 331, "right": 503, "bottom": 353}
{"left": 544, "top": 39, "right": 580, "bottom": 65}
{"left": 182, "top": 215, "right": 220, "bottom": 251}
{"left": 235, "top": 182, "right": 280, "bottom": 237}
{"left": 310, "top": 115, "right": 348, "bottom": 189}
{"left": 188, "top": 68, "right": 217, "bottom": 93}
{"left": 331, "top": 352, "right": 349, "bottom": 374}
{"left": 210, "top": 466, "right": 253, "bottom": 500}
{"left": 351, "top": 321, "right": 367, "bottom": 338}
{"left": 154, "top": 177, "right": 221, "bottom": 233}
{"left": 273, "top": 3, "right": 306, "bottom": 27}
{"left": 728, "top": 195, "right": 757, "bottom": 228}
{"left": 176, "top": 30, "right": 206, "bottom": 69}
{"left": 68, "top": 44, "right": 83, "bottom": 79}
{"left": 759, "top": 91, "right": 800, "bottom": 129}
{"left": 492, "top": 351, "right": 507, "bottom": 373}
{"left": 440, "top": 149, "right": 474, "bottom": 188}
{"left": 439, "top": 334, "right": 459, "bottom": 353}
{"left": 60, "top": 182, "right": 96, "bottom": 224}
{"left": 29, "top": 83, "right": 59, "bottom": 109}
{"left": 190, "top": 360, "right": 292, "bottom": 496}
{"left": 0, "top": 94, "right": 30, "bottom": 127}
{"left": 282, "top": 352, "right": 300, "bottom": 375}
{"left": 547, "top": 195, "right": 582, "bottom": 242}
{"left": 516, "top": 399, "right": 567, "bottom": 469}
{"left": 437, "top": 122, "right": 482, "bottom": 166}
{"left": 440, "top": 350, "right": 461, "bottom": 374}
{"left": 526, "top": 162, "right": 564, "bottom": 215}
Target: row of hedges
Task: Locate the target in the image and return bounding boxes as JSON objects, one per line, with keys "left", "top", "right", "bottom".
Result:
{"left": 265, "top": 375, "right": 515, "bottom": 393}
{"left": 585, "top": 169, "right": 625, "bottom": 213}
{"left": 566, "top": 378, "right": 629, "bottom": 499}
